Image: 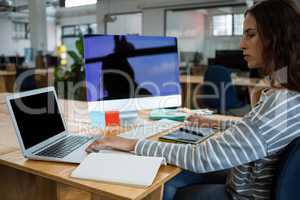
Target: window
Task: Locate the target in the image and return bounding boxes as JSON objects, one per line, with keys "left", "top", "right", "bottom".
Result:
{"left": 106, "top": 13, "right": 142, "bottom": 35}
{"left": 62, "top": 23, "right": 97, "bottom": 37}
{"left": 213, "top": 15, "right": 232, "bottom": 36}
{"left": 166, "top": 10, "right": 205, "bottom": 38}
{"left": 166, "top": 6, "right": 246, "bottom": 66}
{"left": 212, "top": 14, "right": 244, "bottom": 36}
{"left": 234, "top": 14, "right": 244, "bottom": 35}
{"left": 62, "top": 26, "right": 76, "bottom": 36}
{"left": 13, "top": 22, "right": 30, "bottom": 39}
{"left": 65, "top": 0, "right": 97, "bottom": 8}
{"left": 61, "top": 23, "right": 97, "bottom": 62}
{"left": 166, "top": 9, "right": 206, "bottom": 63}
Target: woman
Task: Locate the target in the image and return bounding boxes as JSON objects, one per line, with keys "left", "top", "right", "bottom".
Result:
{"left": 86, "top": 0, "right": 300, "bottom": 199}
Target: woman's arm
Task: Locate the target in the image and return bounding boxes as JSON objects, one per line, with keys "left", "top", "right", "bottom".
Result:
{"left": 187, "top": 114, "right": 238, "bottom": 130}
{"left": 86, "top": 90, "right": 285, "bottom": 174}
{"left": 86, "top": 114, "right": 235, "bottom": 153}
{"left": 134, "top": 117, "right": 267, "bottom": 173}
{"left": 87, "top": 115, "right": 267, "bottom": 174}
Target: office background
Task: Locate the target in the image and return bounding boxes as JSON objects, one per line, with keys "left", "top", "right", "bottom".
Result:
{"left": 1, "top": 0, "right": 300, "bottom": 112}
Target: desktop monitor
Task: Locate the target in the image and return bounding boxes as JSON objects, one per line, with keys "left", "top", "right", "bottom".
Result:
{"left": 83, "top": 34, "right": 181, "bottom": 120}
{"left": 214, "top": 50, "right": 248, "bottom": 71}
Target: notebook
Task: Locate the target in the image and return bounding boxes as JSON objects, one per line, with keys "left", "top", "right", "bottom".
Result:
{"left": 71, "top": 152, "right": 166, "bottom": 187}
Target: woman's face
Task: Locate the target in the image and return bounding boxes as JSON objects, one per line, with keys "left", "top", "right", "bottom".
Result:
{"left": 240, "top": 13, "right": 264, "bottom": 69}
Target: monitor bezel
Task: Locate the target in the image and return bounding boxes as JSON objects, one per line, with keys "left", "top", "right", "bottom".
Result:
{"left": 84, "top": 34, "right": 182, "bottom": 113}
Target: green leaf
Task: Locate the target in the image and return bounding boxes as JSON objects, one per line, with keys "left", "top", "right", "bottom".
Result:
{"left": 70, "top": 64, "right": 78, "bottom": 71}
{"left": 76, "top": 34, "right": 84, "bottom": 57}
{"left": 67, "top": 50, "right": 81, "bottom": 65}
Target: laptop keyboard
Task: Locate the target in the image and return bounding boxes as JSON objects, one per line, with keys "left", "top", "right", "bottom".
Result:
{"left": 36, "top": 136, "right": 92, "bottom": 158}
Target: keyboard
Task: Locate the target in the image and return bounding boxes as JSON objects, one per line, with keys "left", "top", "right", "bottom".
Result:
{"left": 36, "top": 135, "right": 92, "bottom": 158}
{"left": 119, "top": 119, "right": 183, "bottom": 140}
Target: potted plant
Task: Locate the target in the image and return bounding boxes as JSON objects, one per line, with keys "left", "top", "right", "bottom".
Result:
{"left": 55, "top": 34, "right": 86, "bottom": 100}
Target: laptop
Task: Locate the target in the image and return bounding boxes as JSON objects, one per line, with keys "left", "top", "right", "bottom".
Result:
{"left": 6, "top": 87, "right": 97, "bottom": 163}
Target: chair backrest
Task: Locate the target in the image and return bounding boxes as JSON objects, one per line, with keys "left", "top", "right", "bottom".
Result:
{"left": 273, "top": 137, "right": 300, "bottom": 200}
{"left": 200, "top": 65, "right": 242, "bottom": 113}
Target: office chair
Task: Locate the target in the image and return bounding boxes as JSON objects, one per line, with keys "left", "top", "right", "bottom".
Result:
{"left": 273, "top": 137, "right": 300, "bottom": 200}
{"left": 15, "top": 67, "right": 37, "bottom": 92}
{"left": 196, "top": 65, "right": 245, "bottom": 115}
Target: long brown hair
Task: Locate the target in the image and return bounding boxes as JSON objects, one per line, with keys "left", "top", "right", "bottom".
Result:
{"left": 245, "top": 0, "right": 300, "bottom": 92}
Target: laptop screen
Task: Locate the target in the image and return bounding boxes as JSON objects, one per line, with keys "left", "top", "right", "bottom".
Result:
{"left": 10, "top": 91, "right": 65, "bottom": 149}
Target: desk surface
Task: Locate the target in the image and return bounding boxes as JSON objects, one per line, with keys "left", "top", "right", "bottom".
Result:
{"left": 0, "top": 93, "right": 241, "bottom": 200}
{"left": 0, "top": 92, "right": 9, "bottom": 104}
{"left": 180, "top": 74, "right": 269, "bottom": 87}
{"left": 0, "top": 151, "right": 180, "bottom": 200}
{"left": 0, "top": 93, "right": 19, "bottom": 154}
{"left": 0, "top": 69, "right": 55, "bottom": 93}
{"left": 0, "top": 68, "right": 54, "bottom": 76}
{"left": 0, "top": 94, "right": 181, "bottom": 200}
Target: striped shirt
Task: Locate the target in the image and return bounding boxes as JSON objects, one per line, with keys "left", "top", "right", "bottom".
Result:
{"left": 134, "top": 89, "right": 300, "bottom": 199}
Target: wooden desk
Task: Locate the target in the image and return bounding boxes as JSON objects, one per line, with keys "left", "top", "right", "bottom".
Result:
{"left": 0, "top": 92, "right": 9, "bottom": 104}
{"left": 0, "top": 71, "right": 15, "bottom": 92}
{"left": 0, "top": 93, "right": 22, "bottom": 155}
{"left": 0, "top": 96, "right": 181, "bottom": 200}
{"left": 180, "top": 75, "right": 269, "bottom": 87}
{"left": 180, "top": 75, "right": 269, "bottom": 108}
{"left": 0, "top": 68, "right": 54, "bottom": 76}
{"left": 0, "top": 68, "right": 54, "bottom": 92}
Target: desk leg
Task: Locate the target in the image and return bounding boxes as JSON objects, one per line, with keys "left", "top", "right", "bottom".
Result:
{"left": 6, "top": 75, "right": 16, "bottom": 92}
{"left": 182, "top": 82, "right": 192, "bottom": 108}
{"left": 57, "top": 183, "right": 117, "bottom": 200}
{"left": 181, "top": 83, "right": 187, "bottom": 108}
{"left": 93, "top": 185, "right": 164, "bottom": 200}
{"left": 143, "top": 185, "right": 164, "bottom": 200}
{"left": 56, "top": 183, "right": 164, "bottom": 200}
{"left": 0, "top": 164, "right": 57, "bottom": 200}
{"left": 181, "top": 82, "right": 192, "bottom": 108}
{"left": 0, "top": 76, "right": 6, "bottom": 92}
{"left": 57, "top": 183, "right": 92, "bottom": 200}
{"left": 186, "top": 82, "right": 192, "bottom": 108}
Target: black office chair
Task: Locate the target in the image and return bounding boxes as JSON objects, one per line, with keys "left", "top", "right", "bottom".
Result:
{"left": 272, "top": 137, "right": 300, "bottom": 200}
{"left": 15, "top": 68, "right": 37, "bottom": 91}
{"left": 195, "top": 65, "right": 247, "bottom": 115}
{"left": 173, "top": 137, "right": 300, "bottom": 200}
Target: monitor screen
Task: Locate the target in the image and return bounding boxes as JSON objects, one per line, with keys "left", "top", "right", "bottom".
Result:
{"left": 9, "top": 91, "right": 65, "bottom": 149}
{"left": 83, "top": 35, "right": 181, "bottom": 112}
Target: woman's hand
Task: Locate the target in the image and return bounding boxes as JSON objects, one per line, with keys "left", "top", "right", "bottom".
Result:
{"left": 186, "top": 114, "right": 220, "bottom": 128}
{"left": 85, "top": 136, "right": 138, "bottom": 153}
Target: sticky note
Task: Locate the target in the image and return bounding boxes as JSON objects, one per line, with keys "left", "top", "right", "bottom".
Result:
{"left": 105, "top": 111, "right": 120, "bottom": 127}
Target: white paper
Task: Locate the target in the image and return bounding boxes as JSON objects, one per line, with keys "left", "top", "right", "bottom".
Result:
{"left": 71, "top": 152, "right": 165, "bottom": 187}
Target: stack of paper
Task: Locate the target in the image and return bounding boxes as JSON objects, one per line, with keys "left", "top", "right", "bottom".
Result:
{"left": 71, "top": 152, "right": 166, "bottom": 187}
